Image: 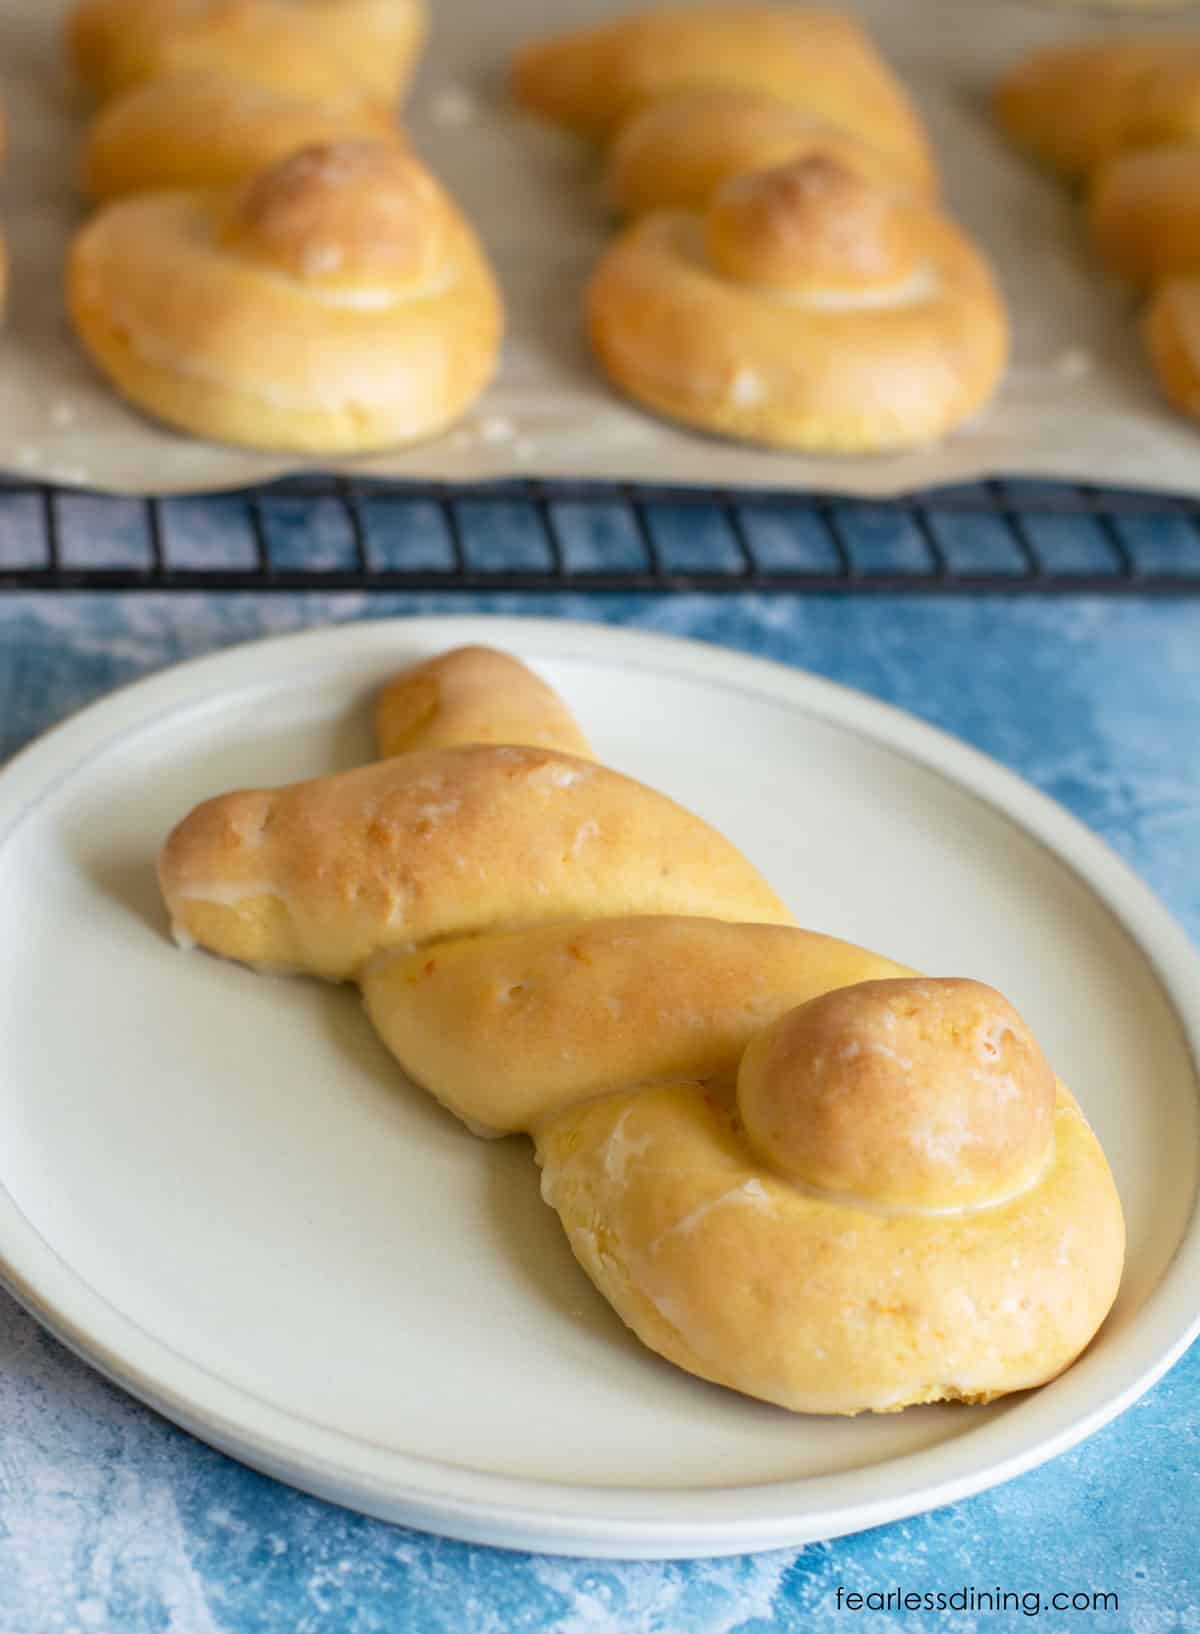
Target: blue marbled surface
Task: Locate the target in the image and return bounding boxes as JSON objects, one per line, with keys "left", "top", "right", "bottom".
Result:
{"left": 1, "top": 566, "right": 1198, "bottom": 1630}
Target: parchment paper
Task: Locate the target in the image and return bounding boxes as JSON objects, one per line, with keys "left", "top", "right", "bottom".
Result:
{"left": 3, "top": 0, "right": 1199, "bottom": 497}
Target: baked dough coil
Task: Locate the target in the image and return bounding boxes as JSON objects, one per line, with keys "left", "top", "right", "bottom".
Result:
{"left": 159, "top": 644, "right": 1124, "bottom": 1415}
{"left": 994, "top": 36, "right": 1200, "bottom": 184}
{"left": 67, "top": 0, "right": 429, "bottom": 105}
{"left": 68, "top": 142, "right": 504, "bottom": 453}
{"left": 587, "top": 155, "right": 1009, "bottom": 453}
{"left": 81, "top": 71, "right": 405, "bottom": 201}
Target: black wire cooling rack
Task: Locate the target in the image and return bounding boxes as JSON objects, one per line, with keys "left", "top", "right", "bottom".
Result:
{"left": 4, "top": 474, "right": 1200, "bottom": 593}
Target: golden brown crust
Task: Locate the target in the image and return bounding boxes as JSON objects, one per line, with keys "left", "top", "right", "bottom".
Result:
{"left": 82, "top": 71, "right": 403, "bottom": 200}
{"left": 160, "top": 642, "right": 1125, "bottom": 1416}
{"left": 511, "top": 4, "right": 933, "bottom": 189}
{"left": 606, "top": 89, "right": 937, "bottom": 219}
{"left": 1088, "top": 143, "right": 1200, "bottom": 288}
{"left": 705, "top": 156, "right": 921, "bottom": 292}
{"left": 68, "top": 143, "right": 504, "bottom": 453}
{"left": 587, "top": 157, "right": 1009, "bottom": 453}
{"left": 375, "top": 646, "right": 595, "bottom": 761}
{"left": 1144, "top": 277, "right": 1200, "bottom": 421}
{"left": 737, "top": 978, "right": 1056, "bottom": 1212}
{"left": 158, "top": 743, "right": 794, "bottom": 981}
{"left": 68, "top": 0, "right": 429, "bottom": 104}
{"left": 362, "top": 916, "right": 911, "bottom": 1133}
{"left": 536, "top": 1077, "right": 1124, "bottom": 1415}
{"left": 995, "top": 36, "right": 1200, "bottom": 182}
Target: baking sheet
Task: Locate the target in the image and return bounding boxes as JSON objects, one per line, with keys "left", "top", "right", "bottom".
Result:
{"left": 3, "top": 0, "right": 1199, "bottom": 498}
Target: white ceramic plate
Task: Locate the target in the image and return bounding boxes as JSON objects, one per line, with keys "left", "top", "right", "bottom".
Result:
{"left": 0, "top": 616, "right": 1197, "bottom": 1560}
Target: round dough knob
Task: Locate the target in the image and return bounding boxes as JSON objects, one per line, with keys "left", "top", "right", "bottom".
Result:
{"left": 737, "top": 977, "right": 1056, "bottom": 1212}
{"left": 218, "top": 141, "right": 444, "bottom": 289}
{"left": 704, "top": 154, "right": 919, "bottom": 293}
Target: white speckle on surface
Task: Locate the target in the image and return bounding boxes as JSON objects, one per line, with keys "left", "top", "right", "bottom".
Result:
{"left": 1054, "top": 347, "right": 1094, "bottom": 381}
{"left": 428, "top": 84, "right": 479, "bottom": 126}
{"left": 866, "top": 1041, "right": 913, "bottom": 1072}
{"left": 415, "top": 798, "right": 461, "bottom": 827}
{"left": 527, "top": 760, "right": 589, "bottom": 791}
{"left": 303, "top": 243, "right": 344, "bottom": 278}
{"left": 480, "top": 416, "right": 516, "bottom": 445}
{"left": 603, "top": 1110, "right": 653, "bottom": 1184}
{"left": 569, "top": 818, "right": 599, "bottom": 857}
{"left": 652, "top": 1181, "right": 776, "bottom": 1248}
{"left": 731, "top": 368, "right": 765, "bottom": 408}
{"left": 50, "top": 399, "right": 77, "bottom": 428}
{"left": 16, "top": 443, "right": 39, "bottom": 467}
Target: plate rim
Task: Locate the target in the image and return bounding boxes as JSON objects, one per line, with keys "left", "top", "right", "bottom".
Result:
{"left": 0, "top": 612, "right": 1197, "bottom": 1559}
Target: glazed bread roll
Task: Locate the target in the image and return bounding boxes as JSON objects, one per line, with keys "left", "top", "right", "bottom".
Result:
{"left": 511, "top": 5, "right": 933, "bottom": 189}
{"left": 375, "top": 645, "right": 595, "bottom": 761}
{"left": 82, "top": 72, "right": 403, "bottom": 199}
{"left": 539, "top": 978, "right": 1123, "bottom": 1415}
{"left": 158, "top": 745, "right": 794, "bottom": 980}
{"left": 587, "top": 155, "right": 1009, "bottom": 453}
{"left": 1088, "top": 144, "right": 1200, "bottom": 289}
{"left": 162, "top": 644, "right": 1123, "bottom": 1415}
{"left": 606, "top": 89, "right": 937, "bottom": 219}
{"left": 68, "top": 0, "right": 429, "bottom": 104}
{"left": 995, "top": 36, "right": 1200, "bottom": 182}
{"left": 68, "top": 142, "right": 504, "bottom": 453}
{"left": 363, "top": 916, "right": 911, "bottom": 1133}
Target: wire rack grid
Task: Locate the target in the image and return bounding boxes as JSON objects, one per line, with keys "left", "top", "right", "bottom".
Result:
{"left": 4, "top": 474, "right": 1200, "bottom": 594}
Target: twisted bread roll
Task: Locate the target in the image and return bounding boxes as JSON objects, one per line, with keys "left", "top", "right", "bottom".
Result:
{"left": 68, "top": 0, "right": 429, "bottom": 104}
{"left": 82, "top": 71, "right": 404, "bottom": 200}
{"left": 995, "top": 36, "right": 1200, "bottom": 182}
{"left": 68, "top": 142, "right": 504, "bottom": 453}
{"left": 606, "top": 89, "right": 938, "bottom": 219}
{"left": 511, "top": 5, "right": 933, "bottom": 191}
{"left": 160, "top": 644, "right": 1123, "bottom": 1415}
{"left": 588, "top": 155, "right": 1009, "bottom": 452}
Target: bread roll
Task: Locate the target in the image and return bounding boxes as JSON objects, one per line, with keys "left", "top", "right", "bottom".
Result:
{"left": 606, "top": 88, "right": 937, "bottom": 219}
{"left": 68, "top": 142, "right": 504, "bottom": 453}
{"left": 161, "top": 646, "right": 1123, "bottom": 1416}
{"left": 67, "top": 0, "right": 429, "bottom": 104}
{"left": 588, "top": 154, "right": 1008, "bottom": 452}
{"left": 538, "top": 978, "right": 1124, "bottom": 1414}
{"left": 82, "top": 71, "right": 403, "bottom": 200}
